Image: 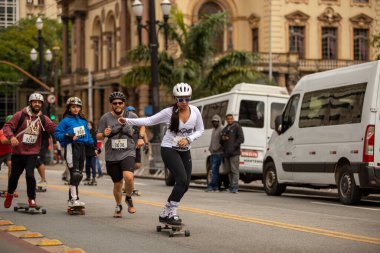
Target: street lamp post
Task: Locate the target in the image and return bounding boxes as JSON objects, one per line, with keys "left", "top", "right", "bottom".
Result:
{"left": 132, "top": 0, "right": 171, "bottom": 143}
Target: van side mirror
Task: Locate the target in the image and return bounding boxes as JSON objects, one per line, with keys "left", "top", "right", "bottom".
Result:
{"left": 274, "top": 115, "right": 282, "bottom": 135}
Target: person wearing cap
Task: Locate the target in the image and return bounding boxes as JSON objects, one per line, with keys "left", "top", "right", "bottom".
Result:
{"left": 3, "top": 93, "right": 56, "bottom": 208}
{"left": 205, "top": 114, "right": 224, "bottom": 192}
{"left": 55, "top": 97, "right": 94, "bottom": 209}
{"left": 97, "top": 91, "right": 146, "bottom": 218}
{"left": 118, "top": 82, "right": 204, "bottom": 226}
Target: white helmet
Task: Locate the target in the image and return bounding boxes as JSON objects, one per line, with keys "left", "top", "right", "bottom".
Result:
{"left": 29, "top": 93, "right": 44, "bottom": 103}
{"left": 173, "top": 82, "right": 192, "bottom": 97}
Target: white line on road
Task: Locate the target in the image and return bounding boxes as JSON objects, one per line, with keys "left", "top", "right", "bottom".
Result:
{"left": 311, "top": 201, "right": 380, "bottom": 211}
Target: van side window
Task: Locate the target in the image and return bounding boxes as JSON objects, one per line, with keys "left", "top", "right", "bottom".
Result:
{"left": 282, "top": 94, "right": 300, "bottom": 132}
{"left": 299, "top": 83, "right": 367, "bottom": 128}
{"left": 238, "top": 100, "right": 264, "bottom": 128}
{"left": 270, "top": 103, "right": 286, "bottom": 129}
{"left": 202, "top": 101, "right": 228, "bottom": 129}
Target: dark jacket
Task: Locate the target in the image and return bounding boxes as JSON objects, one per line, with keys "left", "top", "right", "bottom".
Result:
{"left": 85, "top": 129, "right": 98, "bottom": 157}
{"left": 221, "top": 122, "right": 244, "bottom": 157}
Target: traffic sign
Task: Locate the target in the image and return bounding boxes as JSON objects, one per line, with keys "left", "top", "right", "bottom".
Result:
{"left": 47, "top": 94, "right": 56, "bottom": 104}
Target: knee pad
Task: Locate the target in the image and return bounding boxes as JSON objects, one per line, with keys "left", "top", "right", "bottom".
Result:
{"left": 70, "top": 170, "right": 83, "bottom": 186}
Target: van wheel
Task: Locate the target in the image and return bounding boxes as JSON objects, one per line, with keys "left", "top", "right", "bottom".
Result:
{"left": 338, "top": 166, "right": 361, "bottom": 205}
{"left": 164, "top": 168, "right": 175, "bottom": 186}
{"left": 263, "top": 161, "right": 286, "bottom": 196}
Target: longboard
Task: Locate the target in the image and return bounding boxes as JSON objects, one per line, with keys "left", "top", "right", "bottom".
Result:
{"left": 84, "top": 181, "right": 97, "bottom": 186}
{"left": 156, "top": 222, "right": 190, "bottom": 237}
{"left": 36, "top": 185, "right": 47, "bottom": 192}
{"left": 67, "top": 205, "right": 85, "bottom": 215}
{"left": 14, "top": 203, "right": 46, "bottom": 215}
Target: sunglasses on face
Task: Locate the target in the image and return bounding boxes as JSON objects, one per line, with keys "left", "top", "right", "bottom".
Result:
{"left": 176, "top": 97, "right": 191, "bottom": 103}
{"left": 112, "top": 102, "right": 124, "bottom": 106}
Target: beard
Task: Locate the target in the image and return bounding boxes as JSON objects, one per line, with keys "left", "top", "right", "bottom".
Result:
{"left": 30, "top": 106, "right": 41, "bottom": 114}
{"left": 113, "top": 109, "right": 123, "bottom": 116}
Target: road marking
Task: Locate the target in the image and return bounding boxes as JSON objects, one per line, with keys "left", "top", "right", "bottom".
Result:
{"left": 312, "top": 201, "right": 380, "bottom": 211}
{"left": 47, "top": 184, "right": 380, "bottom": 245}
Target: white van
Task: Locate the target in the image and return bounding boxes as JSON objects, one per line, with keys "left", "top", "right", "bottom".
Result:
{"left": 164, "top": 83, "right": 289, "bottom": 185}
{"left": 263, "top": 61, "right": 380, "bottom": 204}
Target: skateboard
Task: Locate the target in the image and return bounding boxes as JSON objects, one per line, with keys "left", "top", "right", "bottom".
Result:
{"left": 67, "top": 205, "right": 85, "bottom": 215}
{"left": 156, "top": 222, "right": 190, "bottom": 237}
{"left": 36, "top": 185, "right": 47, "bottom": 192}
{"left": 14, "top": 203, "right": 46, "bottom": 215}
{"left": 84, "top": 181, "right": 97, "bottom": 186}
{"left": 0, "top": 191, "right": 19, "bottom": 198}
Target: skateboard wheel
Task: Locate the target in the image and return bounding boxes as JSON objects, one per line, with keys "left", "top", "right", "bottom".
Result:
{"left": 14, "top": 206, "right": 18, "bottom": 212}
{"left": 42, "top": 208, "right": 47, "bottom": 214}
{"left": 185, "top": 230, "right": 190, "bottom": 237}
{"left": 156, "top": 226, "right": 162, "bottom": 232}
{"left": 169, "top": 231, "right": 174, "bottom": 237}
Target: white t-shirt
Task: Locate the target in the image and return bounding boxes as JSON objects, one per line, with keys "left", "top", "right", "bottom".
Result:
{"left": 124, "top": 104, "right": 204, "bottom": 151}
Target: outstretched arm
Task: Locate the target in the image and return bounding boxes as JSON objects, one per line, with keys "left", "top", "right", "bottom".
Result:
{"left": 119, "top": 107, "right": 172, "bottom": 126}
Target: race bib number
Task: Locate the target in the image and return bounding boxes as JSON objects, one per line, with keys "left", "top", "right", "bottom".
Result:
{"left": 73, "top": 126, "right": 86, "bottom": 137}
{"left": 112, "top": 139, "right": 128, "bottom": 150}
{"left": 22, "top": 133, "right": 37, "bottom": 145}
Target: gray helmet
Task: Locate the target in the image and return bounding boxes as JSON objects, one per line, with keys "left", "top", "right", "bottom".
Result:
{"left": 109, "top": 91, "right": 126, "bottom": 103}
{"left": 66, "top": 97, "right": 82, "bottom": 107}
{"left": 173, "top": 82, "right": 192, "bottom": 97}
{"left": 29, "top": 93, "right": 44, "bottom": 103}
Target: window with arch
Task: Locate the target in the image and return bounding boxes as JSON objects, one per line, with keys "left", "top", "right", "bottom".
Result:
{"left": 353, "top": 29, "right": 369, "bottom": 61}
{"left": 198, "top": 1, "right": 224, "bottom": 54}
{"left": 322, "top": 27, "right": 337, "bottom": 60}
{"left": 289, "top": 26, "right": 305, "bottom": 59}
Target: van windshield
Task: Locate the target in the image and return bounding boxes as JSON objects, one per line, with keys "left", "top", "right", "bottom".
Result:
{"left": 238, "top": 100, "right": 264, "bottom": 128}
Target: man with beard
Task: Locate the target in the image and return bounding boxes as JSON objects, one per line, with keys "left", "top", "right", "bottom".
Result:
{"left": 3, "top": 93, "right": 56, "bottom": 208}
{"left": 96, "top": 92, "right": 145, "bottom": 218}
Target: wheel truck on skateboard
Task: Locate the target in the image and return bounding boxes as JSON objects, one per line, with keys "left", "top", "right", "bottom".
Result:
{"left": 14, "top": 203, "right": 46, "bottom": 215}
{"left": 156, "top": 222, "right": 190, "bottom": 237}
{"left": 67, "top": 205, "right": 85, "bottom": 215}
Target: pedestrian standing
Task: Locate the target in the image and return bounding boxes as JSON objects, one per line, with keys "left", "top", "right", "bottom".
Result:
{"left": 205, "top": 114, "right": 224, "bottom": 192}
{"left": 118, "top": 83, "right": 204, "bottom": 225}
{"left": 96, "top": 92, "right": 146, "bottom": 218}
{"left": 84, "top": 121, "right": 100, "bottom": 185}
{"left": 221, "top": 114, "right": 244, "bottom": 193}
{"left": 54, "top": 97, "right": 93, "bottom": 208}
{"left": 3, "top": 93, "right": 56, "bottom": 208}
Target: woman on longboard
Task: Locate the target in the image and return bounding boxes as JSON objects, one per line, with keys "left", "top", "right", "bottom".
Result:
{"left": 119, "top": 83, "right": 204, "bottom": 225}
{"left": 54, "top": 97, "right": 94, "bottom": 209}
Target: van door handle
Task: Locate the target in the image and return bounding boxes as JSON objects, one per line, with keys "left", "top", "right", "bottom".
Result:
{"left": 288, "top": 137, "right": 294, "bottom": 141}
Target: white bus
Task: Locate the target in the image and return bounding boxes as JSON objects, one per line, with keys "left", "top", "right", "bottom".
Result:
{"left": 164, "top": 83, "right": 289, "bottom": 185}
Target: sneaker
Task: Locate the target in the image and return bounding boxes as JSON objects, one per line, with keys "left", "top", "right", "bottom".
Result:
{"left": 159, "top": 215, "right": 168, "bottom": 223}
{"left": 205, "top": 187, "right": 213, "bottom": 192}
{"left": 68, "top": 199, "right": 85, "bottom": 207}
{"left": 113, "top": 204, "right": 123, "bottom": 218}
{"left": 4, "top": 193, "right": 13, "bottom": 208}
{"left": 28, "top": 199, "right": 37, "bottom": 208}
{"left": 84, "top": 178, "right": 91, "bottom": 182}
{"left": 132, "top": 190, "right": 141, "bottom": 196}
{"left": 97, "top": 174, "right": 103, "bottom": 178}
{"left": 38, "top": 180, "right": 47, "bottom": 186}
{"left": 125, "top": 196, "right": 136, "bottom": 214}
{"left": 227, "top": 188, "right": 238, "bottom": 193}
{"left": 166, "top": 215, "right": 182, "bottom": 226}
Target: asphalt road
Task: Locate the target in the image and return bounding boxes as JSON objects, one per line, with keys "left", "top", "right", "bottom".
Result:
{"left": 0, "top": 166, "right": 379, "bottom": 253}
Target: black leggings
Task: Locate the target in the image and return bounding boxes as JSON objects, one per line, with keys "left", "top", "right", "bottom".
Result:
{"left": 8, "top": 155, "right": 37, "bottom": 200}
{"left": 161, "top": 147, "right": 192, "bottom": 202}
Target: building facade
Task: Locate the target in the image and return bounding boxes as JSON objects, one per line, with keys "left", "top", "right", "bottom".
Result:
{"left": 56, "top": 0, "right": 380, "bottom": 124}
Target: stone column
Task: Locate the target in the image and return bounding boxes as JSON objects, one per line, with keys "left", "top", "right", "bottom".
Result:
{"left": 94, "top": 89, "right": 101, "bottom": 125}
{"left": 74, "top": 11, "right": 87, "bottom": 73}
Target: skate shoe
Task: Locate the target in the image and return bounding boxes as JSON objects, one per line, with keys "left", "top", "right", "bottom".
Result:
{"left": 166, "top": 215, "right": 182, "bottom": 226}
{"left": 68, "top": 199, "right": 85, "bottom": 207}
{"left": 4, "top": 193, "right": 13, "bottom": 208}
{"left": 113, "top": 204, "right": 123, "bottom": 218}
{"left": 125, "top": 196, "right": 136, "bottom": 214}
{"left": 38, "top": 180, "right": 47, "bottom": 186}
{"left": 84, "top": 177, "right": 91, "bottom": 182}
{"left": 28, "top": 199, "right": 37, "bottom": 208}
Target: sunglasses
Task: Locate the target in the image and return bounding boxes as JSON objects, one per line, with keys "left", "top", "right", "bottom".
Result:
{"left": 176, "top": 97, "right": 191, "bottom": 103}
{"left": 112, "top": 102, "right": 124, "bottom": 106}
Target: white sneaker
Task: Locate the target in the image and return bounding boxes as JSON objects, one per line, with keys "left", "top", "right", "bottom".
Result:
{"left": 68, "top": 199, "right": 85, "bottom": 207}
{"left": 38, "top": 180, "right": 47, "bottom": 186}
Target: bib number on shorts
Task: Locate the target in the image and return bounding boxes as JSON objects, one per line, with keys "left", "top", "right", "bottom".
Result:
{"left": 22, "top": 133, "right": 37, "bottom": 145}
{"left": 73, "top": 126, "right": 86, "bottom": 137}
{"left": 111, "top": 139, "right": 128, "bottom": 150}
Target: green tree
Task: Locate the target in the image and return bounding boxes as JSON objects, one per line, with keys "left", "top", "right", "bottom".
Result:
{"left": 122, "top": 7, "right": 264, "bottom": 99}
{"left": 0, "top": 17, "right": 62, "bottom": 93}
